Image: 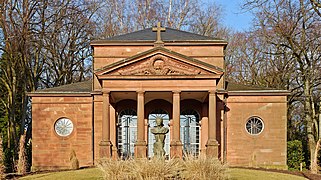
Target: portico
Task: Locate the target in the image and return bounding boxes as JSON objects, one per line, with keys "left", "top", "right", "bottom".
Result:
{"left": 97, "top": 73, "right": 222, "bottom": 158}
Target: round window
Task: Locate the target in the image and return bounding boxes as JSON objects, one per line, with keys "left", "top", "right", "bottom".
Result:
{"left": 54, "top": 118, "right": 74, "bottom": 137}
{"left": 245, "top": 116, "right": 264, "bottom": 135}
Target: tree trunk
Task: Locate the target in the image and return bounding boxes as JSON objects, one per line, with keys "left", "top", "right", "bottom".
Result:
{"left": 304, "top": 79, "right": 318, "bottom": 173}
{"left": 0, "top": 135, "right": 5, "bottom": 178}
{"left": 17, "top": 133, "right": 26, "bottom": 174}
{"left": 311, "top": 139, "right": 321, "bottom": 173}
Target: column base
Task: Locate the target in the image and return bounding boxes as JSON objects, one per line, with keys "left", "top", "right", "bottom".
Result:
{"left": 99, "top": 140, "right": 112, "bottom": 159}
{"left": 206, "top": 139, "right": 219, "bottom": 158}
{"left": 170, "top": 140, "right": 183, "bottom": 158}
{"left": 135, "top": 140, "right": 147, "bottom": 158}
{"left": 112, "top": 146, "right": 118, "bottom": 160}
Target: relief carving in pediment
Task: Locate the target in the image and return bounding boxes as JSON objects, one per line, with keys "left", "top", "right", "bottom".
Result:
{"left": 109, "top": 54, "right": 211, "bottom": 75}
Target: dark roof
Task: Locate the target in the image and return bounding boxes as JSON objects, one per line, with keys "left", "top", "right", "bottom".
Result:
{"left": 35, "top": 80, "right": 92, "bottom": 93}
{"left": 91, "top": 28, "right": 226, "bottom": 43}
{"left": 30, "top": 80, "right": 288, "bottom": 95}
{"left": 226, "top": 82, "right": 280, "bottom": 91}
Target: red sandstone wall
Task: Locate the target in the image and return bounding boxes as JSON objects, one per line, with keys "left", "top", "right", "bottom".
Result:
{"left": 93, "top": 45, "right": 224, "bottom": 70}
{"left": 92, "top": 44, "right": 225, "bottom": 91}
{"left": 226, "top": 95, "right": 287, "bottom": 168}
{"left": 32, "top": 96, "right": 93, "bottom": 170}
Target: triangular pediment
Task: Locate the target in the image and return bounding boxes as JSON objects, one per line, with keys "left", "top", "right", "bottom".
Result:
{"left": 95, "top": 47, "right": 223, "bottom": 79}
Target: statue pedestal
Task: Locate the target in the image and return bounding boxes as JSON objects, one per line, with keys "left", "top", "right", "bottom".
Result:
{"left": 135, "top": 140, "right": 147, "bottom": 158}
{"left": 170, "top": 140, "right": 183, "bottom": 158}
{"left": 99, "top": 140, "right": 112, "bottom": 159}
{"left": 206, "top": 139, "right": 219, "bottom": 158}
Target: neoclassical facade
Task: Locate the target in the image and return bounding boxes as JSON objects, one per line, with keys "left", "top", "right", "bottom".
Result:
{"left": 29, "top": 25, "right": 288, "bottom": 170}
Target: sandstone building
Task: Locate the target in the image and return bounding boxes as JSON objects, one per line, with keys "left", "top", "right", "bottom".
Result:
{"left": 29, "top": 24, "right": 288, "bottom": 170}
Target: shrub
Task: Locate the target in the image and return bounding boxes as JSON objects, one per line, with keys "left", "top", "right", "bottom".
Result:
{"left": 287, "top": 140, "right": 305, "bottom": 170}
{"left": 97, "top": 156, "right": 227, "bottom": 180}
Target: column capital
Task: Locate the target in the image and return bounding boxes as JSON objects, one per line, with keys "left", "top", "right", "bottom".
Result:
{"left": 208, "top": 90, "right": 217, "bottom": 94}
{"left": 137, "top": 90, "right": 145, "bottom": 95}
{"left": 102, "top": 88, "right": 110, "bottom": 94}
{"left": 172, "top": 90, "right": 181, "bottom": 94}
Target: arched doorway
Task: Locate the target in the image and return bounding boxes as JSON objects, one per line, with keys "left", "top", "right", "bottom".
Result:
{"left": 116, "top": 109, "right": 137, "bottom": 158}
{"left": 180, "top": 109, "right": 201, "bottom": 156}
{"left": 147, "top": 109, "right": 170, "bottom": 158}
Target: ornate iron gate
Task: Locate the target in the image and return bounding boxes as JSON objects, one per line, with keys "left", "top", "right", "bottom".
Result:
{"left": 180, "top": 109, "right": 200, "bottom": 156}
{"left": 117, "top": 109, "right": 137, "bottom": 158}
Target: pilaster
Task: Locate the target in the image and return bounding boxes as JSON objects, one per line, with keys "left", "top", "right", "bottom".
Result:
{"left": 99, "top": 89, "right": 112, "bottom": 158}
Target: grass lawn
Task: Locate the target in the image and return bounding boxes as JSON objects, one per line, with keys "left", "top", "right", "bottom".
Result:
{"left": 19, "top": 167, "right": 308, "bottom": 180}
{"left": 19, "top": 168, "right": 103, "bottom": 180}
{"left": 228, "top": 168, "right": 307, "bottom": 180}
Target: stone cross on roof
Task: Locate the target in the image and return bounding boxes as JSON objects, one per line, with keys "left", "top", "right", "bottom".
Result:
{"left": 152, "top": 22, "right": 166, "bottom": 46}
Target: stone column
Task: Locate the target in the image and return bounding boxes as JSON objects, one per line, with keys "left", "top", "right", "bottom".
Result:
{"left": 110, "top": 106, "right": 118, "bottom": 160}
{"left": 206, "top": 90, "right": 219, "bottom": 157}
{"left": 170, "top": 91, "right": 182, "bottom": 158}
{"left": 135, "top": 91, "right": 147, "bottom": 158}
{"left": 99, "top": 90, "right": 112, "bottom": 158}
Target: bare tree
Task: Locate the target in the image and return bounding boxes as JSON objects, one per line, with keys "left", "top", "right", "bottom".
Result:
{"left": 40, "top": 0, "right": 95, "bottom": 87}
{"left": 0, "top": 0, "right": 98, "bottom": 172}
{"left": 310, "top": 0, "right": 321, "bottom": 16}
{"left": 242, "top": 0, "right": 321, "bottom": 173}
{"left": 92, "top": 0, "right": 226, "bottom": 38}
{"left": 189, "top": 2, "right": 230, "bottom": 39}
{"left": 0, "top": 0, "right": 37, "bottom": 171}
{"left": 94, "top": 0, "right": 131, "bottom": 38}
{"left": 163, "top": 0, "right": 198, "bottom": 29}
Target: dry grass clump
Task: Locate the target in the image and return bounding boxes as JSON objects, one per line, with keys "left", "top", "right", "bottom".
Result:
{"left": 132, "top": 157, "right": 182, "bottom": 179}
{"left": 180, "top": 155, "right": 227, "bottom": 180}
{"left": 97, "top": 155, "right": 227, "bottom": 180}
{"left": 97, "top": 158, "right": 134, "bottom": 179}
{"left": 97, "top": 157, "right": 182, "bottom": 179}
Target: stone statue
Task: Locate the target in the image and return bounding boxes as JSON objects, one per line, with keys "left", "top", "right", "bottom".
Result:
{"left": 151, "top": 117, "right": 169, "bottom": 157}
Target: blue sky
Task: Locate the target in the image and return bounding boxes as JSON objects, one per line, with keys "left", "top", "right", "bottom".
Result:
{"left": 211, "top": 0, "right": 253, "bottom": 31}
